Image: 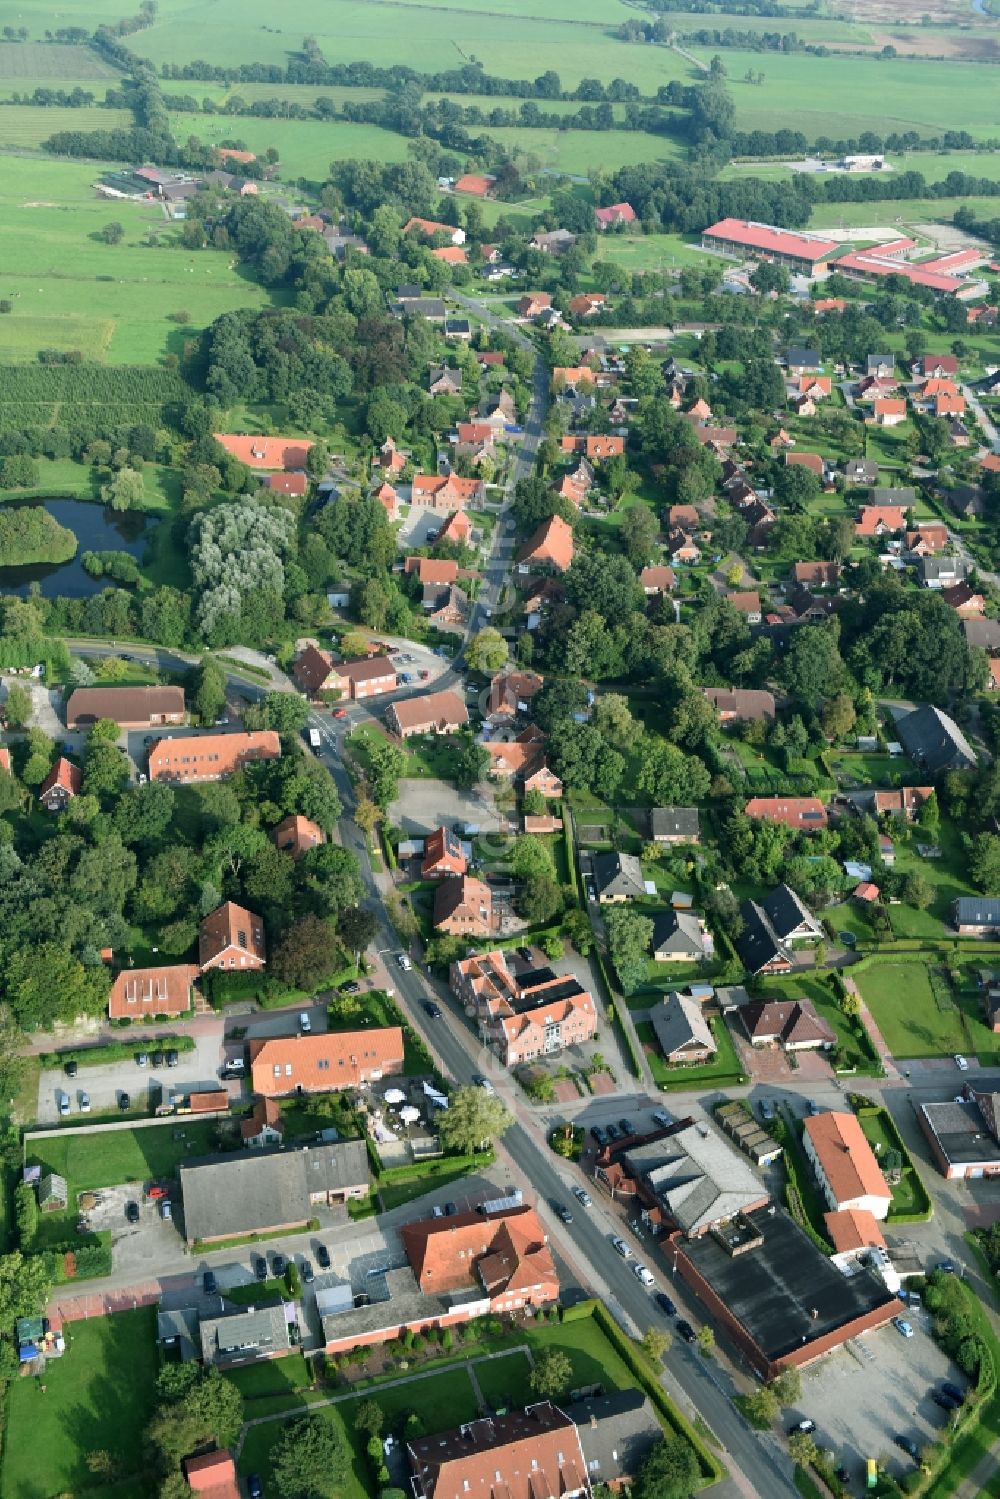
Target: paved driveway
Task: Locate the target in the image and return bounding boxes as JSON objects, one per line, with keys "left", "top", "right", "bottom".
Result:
{"left": 37, "top": 1027, "right": 225, "bottom": 1122}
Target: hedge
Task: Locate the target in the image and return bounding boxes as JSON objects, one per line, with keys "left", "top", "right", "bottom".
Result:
{"left": 44, "top": 1236, "right": 113, "bottom": 1282}
{"left": 39, "top": 1035, "right": 196, "bottom": 1068}
{"left": 589, "top": 1301, "right": 725, "bottom": 1488}
{"left": 376, "top": 1150, "right": 494, "bottom": 1187}
{"left": 590, "top": 942, "right": 641, "bottom": 1077}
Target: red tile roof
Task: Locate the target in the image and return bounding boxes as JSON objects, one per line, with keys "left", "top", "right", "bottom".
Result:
{"left": 595, "top": 200, "right": 636, "bottom": 227}
{"left": 433, "top": 875, "right": 493, "bottom": 934}
{"left": 199, "top": 900, "right": 266, "bottom": 970}
{"left": 704, "top": 218, "right": 840, "bottom": 262}
{"left": 241, "top": 1096, "right": 283, "bottom": 1143}
{"left": 39, "top": 756, "right": 82, "bottom": 801}
{"left": 517, "top": 514, "right": 574, "bottom": 573}
{"left": 0, "top": 746, "right": 10, "bottom": 774}
{"left": 406, "top": 556, "right": 460, "bottom": 586}
{"left": 148, "top": 731, "right": 281, "bottom": 783}
{"left": 389, "top": 689, "right": 468, "bottom": 736}
{"left": 856, "top": 505, "right": 907, "bottom": 536}
{"left": 422, "top": 825, "right": 467, "bottom": 878}
{"left": 250, "top": 1028, "right": 404, "bottom": 1096}
{"left": 408, "top": 1403, "right": 583, "bottom": 1499}
{"left": 744, "top": 796, "right": 828, "bottom": 830}
{"left": 401, "top": 1205, "right": 556, "bottom": 1297}
{"left": 824, "top": 1207, "right": 886, "bottom": 1255}
{"left": 108, "top": 964, "right": 198, "bottom": 1020}
{"left": 438, "top": 509, "right": 472, "bottom": 543}
{"left": 785, "top": 451, "right": 824, "bottom": 475}
{"left": 266, "top": 471, "right": 308, "bottom": 496}
{"left": 185, "top": 1449, "right": 241, "bottom": 1499}
{"left": 804, "top": 1111, "right": 890, "bottom": 1208}
{"left": 433, "top": 245, "right": 468, "bottom": 265}
{"left": 213, "top": 434, "right": 313, "bottom": 470}
{"left": 272, "top": 813, "right": 325, "bottom": 858}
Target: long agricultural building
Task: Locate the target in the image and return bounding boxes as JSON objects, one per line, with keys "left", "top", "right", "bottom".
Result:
{"left": 701, "top": 218, "right": 841, "bottom": 273}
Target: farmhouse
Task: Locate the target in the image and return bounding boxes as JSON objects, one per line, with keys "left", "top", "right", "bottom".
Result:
{"left": 213, "top": 435, "right": 312, "bottom": 470}
{"left": 65, "top": 685, "right": 186, "bottom": 730}
{"left": 594, "top": 201, "right": 636, "bottom": 229}
{"left": 702, "top": 219, "right": 840, "bottom": 274}
{"left": 517, "top": 514, "right": 575, "bottom": 574}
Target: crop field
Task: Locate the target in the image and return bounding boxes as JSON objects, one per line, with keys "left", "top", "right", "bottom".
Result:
{"left": 808, "top": 195, "right": 1000, "bottom": 230}
{"left": 0, "top": 40, "right": 118, "bottom": 77}
{"left": 0, "top": 102, "right": 132, "bottom": 146}
{"left": 170, "top": 111, "right": 412, "bottom": 179}
{"left": 0, "top": 156, "right": 272, "bottom": 363}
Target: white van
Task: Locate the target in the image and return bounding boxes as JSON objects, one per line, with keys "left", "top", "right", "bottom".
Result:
{"left": 308, "top": 728, "right": 322, "bottom": 749}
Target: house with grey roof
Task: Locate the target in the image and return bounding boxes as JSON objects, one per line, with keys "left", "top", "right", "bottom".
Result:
{"left": 735, "top": 883, "right": 823, "bottom": 975}
{"left": 180, "top": 1141, "right": 368, "bottom": 1244}
{"left": 953, "top": 897, "right": 1000, "bottom": 935}
{"left": 650, "top": 807, "right": 700, "bottom": 844}
{"left": 592, "top": 851, "right": 646, "bottom": 903}
{"left": 199, "top": 1303, "right": 291, "bottom": 1367}
{"left": 625, "top": 1124, "right": 769, "bottom": 1238}
{"left": 650, "top": 910, "right": 710, "bottom": 963}
{"left": 650, "top": 992, "right": 717, "bottom": 1064}
{"left": 917, "top": 555, "right": 966, "bottom": 589}
{"left": 963, "top": 617, "right": 1000, "bottom": 651}
{"left": 895, "top": 704, "right": 977, "bottom": 775}
{"left": 570, "top": 1390, "right": 661, "bottom": 1488}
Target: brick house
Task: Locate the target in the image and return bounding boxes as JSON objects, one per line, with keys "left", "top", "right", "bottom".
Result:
{"left": 250, "top": 1028, "right": 404, "bottom": 1097}
{"left": 387, "top": 689, "right": 469, "bottom": 738}
{"left": 38, "top": 756, "right": 82, "bottom": 811}
{"left": 433, "top": 875, "right": 493, "bottom": 936}
{"left": 148, "top": 731, "right": 280, "bottom": 784}
{"left": 199, "top": 901, "right": 266, "bottom": 971}
{"left": 108, "top": 963, "right": 198, "bottom": 1021}
{"left": 803, "top": 1111, "right": 891, "bottom": 1219}
{"left": 66, "top": 685, "right": 186, "bottom": 730}
{"left": 744, "top": 796, "right": 828, "bottom": 831}
{"left": 421, "top": 826, "right": 467, "bottom": 879}
{"left": 271, "top": 814, "right": 325, "bottom": 859}
{"left": 411, "top": 474, "right": 485, "bottom": 510}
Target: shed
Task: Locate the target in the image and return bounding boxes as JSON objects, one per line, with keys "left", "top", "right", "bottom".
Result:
{"left": 39, "top": 1172, "right": 68, "bottom": 1212}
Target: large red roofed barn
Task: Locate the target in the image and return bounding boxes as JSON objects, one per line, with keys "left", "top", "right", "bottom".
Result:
{"left": 702, "top": 219, "right": 841, "bottom": 273}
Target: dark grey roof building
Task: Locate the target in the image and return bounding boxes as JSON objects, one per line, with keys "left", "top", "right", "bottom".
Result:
{"left": 592, "top": 851, "right": 646, "bottom": 902}
{"left": 650, "top": 910, "right": 709, "bottom": 963}
{"left": 650, "top": 807, "right": 700, "bottom": 843}
{"left": 895, "top": 704, "right": 977, "bottom": 775}
{"left": 199, "top": 1303, "right": 291, "bottom": 1366}
{"left": 735, "top": 883, "right": 822, "bottom": 975}
{"left": 963, "top": 618, "right": 1000, "bottom": 650}
{"left": 570, "top": 1390, "right": 661, "bottom": 1487}
{"left": 180, "top": 1142, "right": 368, "bottom": 1244}
{"left": 953, "top": 897, "right": 1000, "bottom": 933}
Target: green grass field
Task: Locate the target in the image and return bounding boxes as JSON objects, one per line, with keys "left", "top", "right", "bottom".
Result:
{"left": 809, "top": 195, "right": 1000, "bottom": 231}
{"left": 483, "top": 125, "right": 682, "bottom": 175}
{"left": 0, "top": 102, "right": 132, "bottom": 145}
{"left": 853, "top": 960, "right": 998, "bottom": 1060}
{"left": 0, "top": 155, "right": 272, "bottom": 362}
{"left": 1, "top": 1307, "right": 159, "bottom": 1499}
{"left": 594, "top": 231, "right": 720, "bottom": 271}
{"left": 170, "top": 111, "right": 412, "bottom": 179}
{"left": 25, "top": 1118, "right": 221, "bottom": 1199}
{"left": 0, "top": 40, "right": 119, "bottom": 78}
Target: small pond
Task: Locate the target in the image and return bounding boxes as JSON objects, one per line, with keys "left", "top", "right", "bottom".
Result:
{"left": 0, "top": 498, "right": 155, "bottom": 598}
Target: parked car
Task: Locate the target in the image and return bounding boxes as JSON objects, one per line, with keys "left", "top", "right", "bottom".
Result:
{"left": 203, "top": 1270, "right": 218, "bottom": 1295}
{"left": 253, "top": 1254, "right": 268, "bottom": 1282}
{"left": 473, "top": 1075, "right": 496, "bottom": 1095}
{"left": 893, "top": 1317, "right": 914, "bottom": 1339}
{"left": 397, "top": 953, "right": 412, "bottom": 971}
{"left": 301, "top": 1259, "right": 314, "bottom": 1284}
{"left": 633, "top": 1264, "right": 654, "bottom": 1287}
{"left": 935, "top": 1261, "right": 956, "bottom": 1274}
{"left": 572, "top": 1186, "right": 592, "bottom": 1208}
{"left": 941, "top": 1382, "right": 965, "bottom": 1405}
{"left": 444, "top": 1202, "right": 458, "bottom": 1216}
{"left": 759, "top": 1099, "right": 775, "bottom": 1122}
{"left": 125, "top": 1201, "right": 140, "bottom": 1224}
{"left": 247, "top": 1476, "right": 263, "bottom": 1499}
{"left": 272, "top": 1252, "right": 287, "bottom": 1278}
{"left": 316, "top": 1244, "right": 331, "bottom": 1270}
{"left": 932, "top": 1391, "right": 958, "bottom": 1413}
{"left": 432, "top": 1205, "right": 445, "bottom": 1218}
{"left": 554, "top": 1204, "right": 574, "bottom": 1225}
{"left": 160, "top": 1200, "right": 172, "bottom": 1220}
{"left": 590, "top": 1125, "right": 607, "bottom": 1147}
{"left": 894, "top": 1436, "right": 919, "bottom": 1461}
{"left": 298, "top": 1012, "right": 312, "bottom": 1034}
{"left": 655, "top": 1292, "right": 676, "bottom": 1316}
{"left": 119, "top": 1091, "right": 130, "bottom": 1112}
{"left": 341, "top": 981, "right": 361, "bottom": 994}
{"left": 789, "top": 1419, "right": 816, "bottom": 1435}
{"left": 612, "top": 1236, "right": 632, "bottom": 1260}
{"left": 136, "top": 1052, "right": 148, "bottom": 1068}
{"left": 152, "top": 1050, "right": 165, "bottom": 1068}
{"left": 64, "top": 1059, "right": 78, "bottom": 1078}
{"left": 651, "top": 1110, "right": 673, "bottom": 1129}
{"left": 419, "top": 670, "right": 430, "bottom": 680}
{"left": 79, "top": 1092, "right": 90, "bottom": 1113}
{"left": 619, "top": 1118, "right": 635, "bottom": 1137}
{"left": 423, "top": 1001, "right": 442, "bottom": 1019}
{"left": 806, "top": 1100, "right": 820, "bottom": 1116}
{"left": 955, "top": 1053, "right": 969, "bottom": 1071}
{"left": 334, "top": 707, "right": 348, "bottom": 718}
{"left": 604, "top": 1123, "right": 620, "bottom": 1142}
{"left": 676, "top": 1320, "right": 696, "bottom": 1344}
{"left": 166, "top": 1049, "right": 178, "bottom": 1068}
{"left": 58, "top": 1092, "right": 70, "bottom": 1117}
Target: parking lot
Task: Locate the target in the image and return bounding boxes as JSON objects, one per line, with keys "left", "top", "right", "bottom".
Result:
{"left": 390, "top": 777, "right": 503, "bottom": 836}
{"left": 796, "top": 1312, "right": 966, "bottom": 1483}
{"left": 37, "top": 1028, "right": 226, "bottom": 1123}
{"left": 88, "top": 1181, "right": 186, "bottom": 1277}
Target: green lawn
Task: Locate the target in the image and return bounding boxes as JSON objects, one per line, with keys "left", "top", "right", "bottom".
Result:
{"left": 0, "top": 154, "right": 272, "bottom": 363}
{"left": 854, "top": 961, "right": 973, "bottom": 1058}
{"left": 25, "top": 1118, "right": 223, "bottom": 1201}
{"left": 376, "top": 1159, "right": 479, "bottom": 1213}
{"left": 471, "top": 1349, "right": 533, "bottom": 1410}
{"left": 855, "top": 1110, "right": 928, "bottom": 1219}
{"left": 238, "top": 1402, "right": 367, "bottom": 1499}
{"left": 170, "top": 112, "right": 412, "bottom": 179}
{"left": 1, "top": 1307, "right": 159, "bottom": 1499}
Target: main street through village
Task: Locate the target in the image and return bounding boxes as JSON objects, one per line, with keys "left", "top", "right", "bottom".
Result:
{"left": 48, "top": 293, "right": 1000, "bottom": 1499}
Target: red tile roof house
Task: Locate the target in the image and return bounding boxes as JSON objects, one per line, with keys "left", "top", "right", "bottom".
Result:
{"left": 869, "top": 397, "right": 907, "bottom": 428}
{"left": 292, "top": 645, "right": 397, "bottom": 701}
{"left": 199, "top": 900, "right": 266, "bottom": 972}
{"left": 745, "top": 797, "right": 829, "bottom": 831}
{"left": 935, "top": 391, "right": 967, "bottom": 417}
{"left": 738, "top": 998, "right": 836, "bottom": 1051}
{"left": 401, "top": 1204, "right": 558, "bottom": 1309}
{"left": 387, "top": 689, "right": 469, "bottom": 739}
{"left": 403, "top": 216, "right": 466, "bottom": 246}
{"left": 517, "top": 292, "right": 552, "bottom": 319}
{"left": 855, "top": 505, "right": 908, "bottom": 538}
{"left": 905, "top": 524, "right": 948, "bottom": 554}
{"left": 517, "top": 514, "right": 574, "bottom": 574}
{"left": 872, "top": 787, "right": 933, "bottom": 819}
{"left": 266, "top": 471, "right": 308, "bottom": 497}
{"left": 942, "top": 581, "right": 985, "bottom": 617}
{"left": 488, "top": 669, "right": 544, "bottom": 720}
{"left": 595, "top": 200, "right": 637, "bottom": 229}
{"left": 66, "top": 685, "right": 187, "bottom": 730}
{"left": 373, "top": 480, "right": 399, "bottom": 520}
{"left": 251, "top": 1027, "right": 404, "bottom": 1096}
{"left": 213, "top": 435, "right": 313, "bottom": 470}
{"left": 422, "top": 826, "right": 468, "bottom": 879}
{"left": 803, "top": 1111, "right": 892, "bottom": 1220}
{"left": 726, "top": 590, "right": 762, "bottom": 624}
{"left": 108, "top": 963, "right": 199, "bottom": 1021}
{"left": 524, "top": 763, "right": 564, "bottom": 798}
{"left": 411, "top": 474, "right": 485, "bottom": 511}
{"left": 184, "top": 1448, "right": 241, "bottom": 1499}
{"left": 784, "top": 451, "right": 825, "bottom": 477}
{"left": 0, "top": 746, "right": 10, "bottom": 774}
{"left": 433, "top": 875, "right": 494, "bottom": 936}
{"left": 376, "top": 437, "right": 408, "bottom": 474}
{"left": 793, "top": 561, "right": 841, "bottom": 588}
{"left": 639, "top": 565, "right": 675, "bottom": 596}
{"left": 409, "top": 1403, "right": 589, "bottom": 1499}
{"left": 240, "top": 1096, "right": 284, "bottom": 1148}
{"left": 703, "top": 687, "right": 776, "bottom": 724}
{"left": 916, "top": 353, "right": 958, "bottom": 378}
{"left": 38, "top": 756, "right": 82, "bottom": 811}
{"left": 561, "top": 434, "right": 624, "bottom": 460}
{"left": 569, "top": 292, "right": 606, "bottom": 318}
{"left": 272, "top": 813, "right": 325, "bottom": 859}
{"left": 438, "top": 509, "right": 473, "bottom": 545}
{"left": 148, "top": 730, "right": 280, "bottom": 784}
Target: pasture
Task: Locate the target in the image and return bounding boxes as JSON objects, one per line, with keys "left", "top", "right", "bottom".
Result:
{"left": 0, "top": 155, "right": 271, "bottom": 363}
{"left": 483, "top": 125, "right": 683, "bottom": 175}
{"left": 720, "top": 148, "right": 1000, "bottom": 184}
{"left": 0, "top": 102, "right": 132, "bottom": 146}
{"left": 0, "top": 40, "right": 118, "bottom": 77}
{"left": 807, "top": 195, "right": 1000, "bottom": 230}
{"left": 169, "top": 111, "right": 412, "bottom": 179}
